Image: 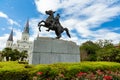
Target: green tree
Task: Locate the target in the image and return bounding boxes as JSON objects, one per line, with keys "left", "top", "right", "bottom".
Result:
{"left": 11, "top": 49, "right": 20, "bottom": 61}
{"left": 95, "top": 40, "right": 118, "bottom": 62}
{"left": 96, "top": 47, "right": 120, "bottom": 62}
{"left": 80, "top": 40, "right": 100, "bottom": 61}
{"left": 96, "top": 48, "right": 111, "bottom": 61}
{"left": 1, "top": 48, "right": 28, "bottom": 61}
{"left": 80, "top": 40, "right": 116, "bottom": 61}
{"left": 2, "top": 47, "right": 13, "bottom": 61}
{"left": 20, "top": 50, "right": 28, "bottom": 61}
{"left": 109, "top": 48, "right": 120, "bottom": 62}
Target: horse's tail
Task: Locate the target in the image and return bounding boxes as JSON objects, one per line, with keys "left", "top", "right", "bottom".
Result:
{"left": 64, "top": 28, "right": 71, "bottom": 38}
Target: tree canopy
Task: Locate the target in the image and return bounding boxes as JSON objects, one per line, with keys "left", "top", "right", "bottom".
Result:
{"left": 1, "top": 47, "right": 28, "bottom": 61}
{"left": 80, "top": 39, "right": 120, "bottom": 62}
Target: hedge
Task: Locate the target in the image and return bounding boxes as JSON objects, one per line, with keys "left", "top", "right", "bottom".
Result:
{"left": 0, "top": 61, "right": 120, "bottom": 80}
{"left": 0, "top": 61, "right": 33, "bottom": 80}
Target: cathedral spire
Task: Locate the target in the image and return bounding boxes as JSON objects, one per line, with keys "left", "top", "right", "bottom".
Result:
{"left": 8, "top": 29, "right": 13, "bottom": 41}
{"left": 23, "top": 19, "right": 29, "bottom": 34}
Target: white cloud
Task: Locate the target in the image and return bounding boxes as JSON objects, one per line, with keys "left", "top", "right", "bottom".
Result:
{"left": 13, "top": 28, "right": 22, "bottom": 43}
{"left": 35, "top": 0, "right": 60, "bottom": 14}
{"left": 0, "top": 11, "right": 20, "bottom": 26}
{"left": 8, "top": 18, "right": 20, "bottom": 26}
{"left": 0, "top": 12, "right": 8, "bottom": 18}
{"left": 0, "top": 34, "right": 9, "bottom": 50}
{"left": 91, "top": 28, "right": 120, "bottom": 44}
{"left": 29, "top": 18, "right": 40, "bottom": 41}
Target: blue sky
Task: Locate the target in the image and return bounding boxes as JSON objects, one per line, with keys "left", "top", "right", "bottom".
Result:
{"left": 0, "top": 0, "right": 120, "bottom": 50}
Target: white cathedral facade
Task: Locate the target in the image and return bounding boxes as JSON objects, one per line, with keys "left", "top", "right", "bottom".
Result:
{"left": 6, "top": 19, "right": 33, "bottom": 60}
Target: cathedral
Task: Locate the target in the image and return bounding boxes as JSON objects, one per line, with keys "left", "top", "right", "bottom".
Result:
{"left": 6, "top": 19, "right": 33, "bottom": 60}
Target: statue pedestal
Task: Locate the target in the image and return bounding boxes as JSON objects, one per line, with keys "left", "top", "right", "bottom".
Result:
{"left": 29, "top": 37, "right": 80, "bottom": 64}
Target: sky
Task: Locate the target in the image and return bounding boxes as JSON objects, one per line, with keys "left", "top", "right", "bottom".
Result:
{"left": 0, "top": 0, "right": 120, "bottom": 50}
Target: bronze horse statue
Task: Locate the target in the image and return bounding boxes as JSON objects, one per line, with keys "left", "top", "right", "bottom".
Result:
{"left": 38, "top": 10, "right": 71, "bottom": 39}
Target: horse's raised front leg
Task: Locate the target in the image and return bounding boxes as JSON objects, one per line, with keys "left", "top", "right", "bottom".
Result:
{"left": 38, "top": 27, "right": 41, "bottom": 32}
{"left": 38, "top": 24, "right": 46, "bottom": 32}
{"left": 38, "top": 22, "right": 41, "bottom": 32}
{"left": 38, "top": 20, "right": 46, "bottom": 32}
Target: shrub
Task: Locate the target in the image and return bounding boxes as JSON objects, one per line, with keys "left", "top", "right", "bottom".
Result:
{"left": 33, "top": 62, "right": 120, "bottom": 79}
{"left": 0, "top": 61, "right": 32, "bottom": 80}
{"left": 0, "top": 61, "right": 120, "bottom": 80}
{"left": 0, "top": 70, "right": 30, "bottom": 80}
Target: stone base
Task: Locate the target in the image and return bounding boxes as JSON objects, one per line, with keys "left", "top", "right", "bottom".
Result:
{"left": 29, "top": 37, "right": 80, "bottom": 64}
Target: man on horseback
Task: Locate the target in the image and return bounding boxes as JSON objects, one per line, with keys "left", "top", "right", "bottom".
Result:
{"left": 47, "top": 13, "right": 60, "bottom": 32}
{"left": 38, "top": 10, "right": 71, "bottom": 39}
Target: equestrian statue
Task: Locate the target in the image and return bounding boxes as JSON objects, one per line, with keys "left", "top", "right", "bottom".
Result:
{"left": 38, "top": 10, "right": 71, "bottom": 39}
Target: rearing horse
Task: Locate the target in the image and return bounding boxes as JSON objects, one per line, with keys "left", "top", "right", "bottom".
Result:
{"left": 38, "top": 10, "right": 55, "bottom": 31}
{"left": 38, "top": 10, "right": 71, "bottom": 39}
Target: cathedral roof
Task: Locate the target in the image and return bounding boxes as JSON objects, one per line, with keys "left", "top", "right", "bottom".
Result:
{"left": 23, "top": 19, "right": 29, "bottom": 34}
{"left": 7, "top": 29, "right": 13, "bottom": 41}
